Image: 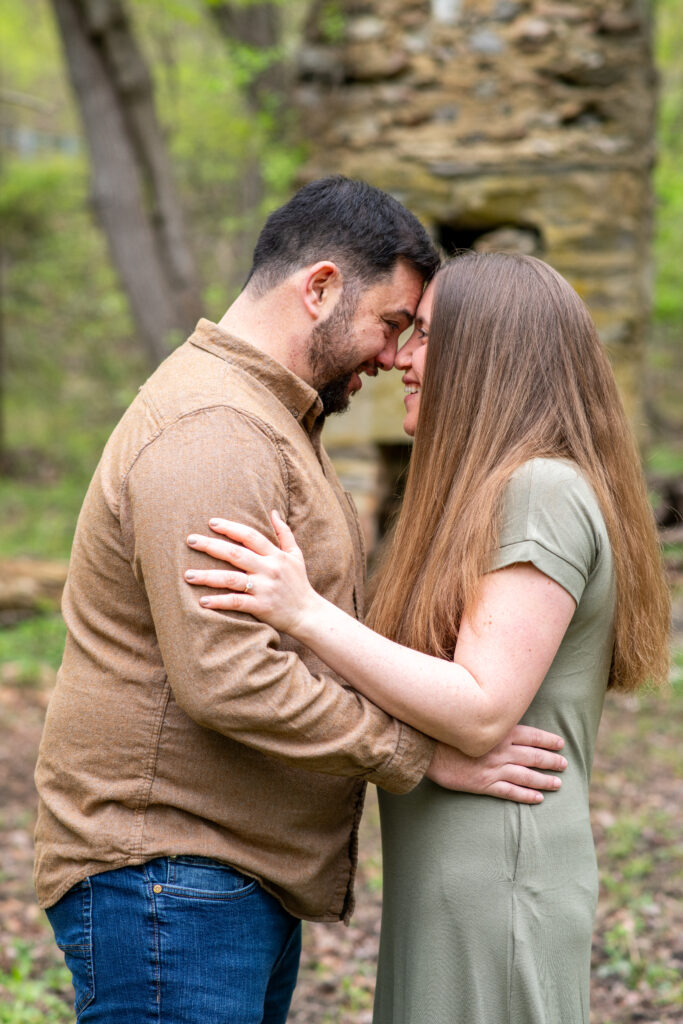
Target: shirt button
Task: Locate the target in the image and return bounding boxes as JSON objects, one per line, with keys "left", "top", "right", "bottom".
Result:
{"left": 153, "top": 884, "right": 163, "bottom": 894}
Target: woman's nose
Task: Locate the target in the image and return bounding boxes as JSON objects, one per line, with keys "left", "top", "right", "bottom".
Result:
{"left": 394, "top": 339, "right": 414, "bottom": 370}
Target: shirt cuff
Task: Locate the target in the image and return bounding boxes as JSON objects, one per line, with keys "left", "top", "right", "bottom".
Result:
{"left": 367, "top": 723, "right": 436, "bottom": 794}
{"left": 489, "top": 538, "right": 586, "bottom": 605}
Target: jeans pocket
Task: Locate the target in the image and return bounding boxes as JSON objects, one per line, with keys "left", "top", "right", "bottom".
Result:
{"left": 46, "top": 879, "right": 95, "bottom": 1015}
{"left": 158, "top": 856, "right": 258, "bottom": 901}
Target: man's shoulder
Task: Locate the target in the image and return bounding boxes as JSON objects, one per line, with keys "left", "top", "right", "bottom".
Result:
{"left": 139, "top": 340, "right": 243, "bottom": 424}
{"left": 97, "top": 344, "right": 292, "bottom": 511}
{"left": 140, "top": 340, "right": 298, "bottom": 441}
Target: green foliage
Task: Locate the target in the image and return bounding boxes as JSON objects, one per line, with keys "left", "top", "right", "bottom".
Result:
{"left": 203, "top": 0, "right": 289, "bottom": 7}
{"left": 339, "top": 972, "right": 374, "bottom": 1013}
{"left": 130, "top": 0, "right": 307, "bottom": 282}
{"left": 1, "top": 153, "right": 145, "bottom": 479}
{"left": 672, "top": 647, "right": 683, "bottom": 695}
{"left": 654, "top": 0, "right": 683, "bottom": 324}
{"left": 646, "top": 443, "right": 683, "bottom": 475}
{"left": 0, "top": 476, "right": 84, "bottom": 560}
{"left": 597, "top": 908, "right": 683, "bottom": 1000}
{"left": 317, "top": 1, "right": 347, "bottom": 44}
{"left": 0, "top": 0, "right": 70, "bottom": 111}
{"left": 0, "top": 615, "right": 66, "bottom": 687}
{"left": 0, "top": 0, "right": 309, "bottom": 496}
{"left": 0, "top": 0, "right": 309, "bottom": 562}
{"left": 0, "top": 940, "right": 72, "bottom": 1024}
{"left": 223, "top": 40, "right": 285, "bottom": 89}
{"left": 0, "top": 160, "right": 72, "bottom": 256}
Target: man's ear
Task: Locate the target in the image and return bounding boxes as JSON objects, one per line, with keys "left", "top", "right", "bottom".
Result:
{"left": 300, "top": 262, "right": 344, "bottom": 321}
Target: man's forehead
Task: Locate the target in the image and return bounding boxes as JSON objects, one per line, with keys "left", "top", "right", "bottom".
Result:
{"left": 370, "top": 267, "right": 425, "bottom": 317}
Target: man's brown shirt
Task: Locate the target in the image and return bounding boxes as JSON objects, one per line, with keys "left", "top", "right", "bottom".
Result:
{"left": 34, "top": 321, "right": 434, "bottom": 922}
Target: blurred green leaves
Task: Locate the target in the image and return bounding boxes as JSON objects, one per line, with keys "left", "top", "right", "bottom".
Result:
{"left": 654, "top": 0, "right": 683, "bottom": 324}
{"left": 0, "top": 0, "right": 307, "bottom": 491}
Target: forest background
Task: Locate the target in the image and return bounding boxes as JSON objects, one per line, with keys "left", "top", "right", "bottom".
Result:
{"left": 0, "top": 1, "right": 681, "bottom": 1022}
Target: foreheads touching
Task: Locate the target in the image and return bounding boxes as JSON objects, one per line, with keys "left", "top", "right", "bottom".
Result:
{"left": 238, "top": 177, "right": 437, "bottom": 413}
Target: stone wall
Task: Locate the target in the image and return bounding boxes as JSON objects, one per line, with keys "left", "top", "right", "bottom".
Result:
{"left": 296, "top": 0, "right": 656, "bottom": 547}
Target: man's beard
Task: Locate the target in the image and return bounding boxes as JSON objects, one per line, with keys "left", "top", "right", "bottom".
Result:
{"left": 309, "top": 286, "right": 360, "bottom": 417}
{"left": 317, "top": 373, "right": 355, "bottom": 417}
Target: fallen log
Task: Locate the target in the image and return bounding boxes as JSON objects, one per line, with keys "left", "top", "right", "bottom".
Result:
{"left": 0, "top": 559, "right": 68, "bottom": 613}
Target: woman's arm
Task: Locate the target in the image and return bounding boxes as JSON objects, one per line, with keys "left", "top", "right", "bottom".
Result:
{"left": 186, "top": 514, "right": 576, "bottom": 757}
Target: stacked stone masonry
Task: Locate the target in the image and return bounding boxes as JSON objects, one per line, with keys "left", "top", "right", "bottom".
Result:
{"left": 297, "top": 0, "right": 655, "bottom": 546}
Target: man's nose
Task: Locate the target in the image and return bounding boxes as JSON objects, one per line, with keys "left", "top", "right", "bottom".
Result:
{"left": 375, "top": 340, "right": 399, "bottom": 372}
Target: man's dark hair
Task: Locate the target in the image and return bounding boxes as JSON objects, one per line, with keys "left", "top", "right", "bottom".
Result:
{"left": 246, "top": 176, "right": 440, "bottom": 293}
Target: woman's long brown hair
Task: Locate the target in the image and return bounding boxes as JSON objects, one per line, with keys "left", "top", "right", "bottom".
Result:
{"left": 368, "top": 253, "right": 670, "bottom": 691}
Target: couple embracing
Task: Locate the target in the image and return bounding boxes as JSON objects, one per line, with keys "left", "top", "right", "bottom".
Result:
{"left": 35, "top": 176, "right": 669, "bottom": 1023}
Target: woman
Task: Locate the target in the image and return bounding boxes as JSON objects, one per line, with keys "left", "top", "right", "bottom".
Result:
{"left": 184, "top": 253, "right": 670, "bottom": 1023}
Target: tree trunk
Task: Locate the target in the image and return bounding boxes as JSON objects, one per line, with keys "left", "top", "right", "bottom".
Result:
{"left": 51, "top": 0, "right": 202, "bottom": 366}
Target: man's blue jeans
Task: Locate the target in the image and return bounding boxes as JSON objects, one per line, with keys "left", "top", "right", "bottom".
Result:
{"left": 45, "top": 856, "right": 302, "bottom": 1023}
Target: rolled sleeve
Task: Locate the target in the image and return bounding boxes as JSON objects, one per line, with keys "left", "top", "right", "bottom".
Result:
{"left": 489, "top": 459, "right": 598, "bottom": 605}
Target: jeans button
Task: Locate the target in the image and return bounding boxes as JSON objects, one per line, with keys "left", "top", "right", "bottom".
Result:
{"left": 153, "top": 885, "right": 163, "bottom": 894}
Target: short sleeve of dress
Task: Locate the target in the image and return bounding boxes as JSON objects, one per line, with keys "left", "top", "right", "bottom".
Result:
{"left": 488, "top": 459, "right": 600, "bottom": 605}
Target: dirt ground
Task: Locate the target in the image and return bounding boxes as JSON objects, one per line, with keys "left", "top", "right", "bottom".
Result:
{"left": 1, "top": 630, "right": 681, "bottom": 1022}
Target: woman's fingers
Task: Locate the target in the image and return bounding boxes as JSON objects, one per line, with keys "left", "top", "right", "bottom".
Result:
{"left": 486, "top": 764, "right": 563, "bottom": 804}
{"left": 485, "top": 782, "right": 545, "bottom": 805}
{"left": 198, "top": 592, "right": 256, "bottom": 612}
{"left": 507, "top": 745, "right": 567, "bottom": 772}
{"left": 186, "top": 533, "right": 261, "bottom": 572}
{"left": 271, "top": 510, "right": 302, "bottom": 556}
{"left": 207, "top": 518, "right": 277, "bottom": 556}
{"left": 509, "top": 724, "right": 564, "bottom": 751}
{"left": 497, "top": 765, "right": 562, "bottom": 791}
{"left": 185, "top": 569, "right": 249, "bottom": 591}
{"left": 486, "top": 764, "right": 562, "bottom": 803}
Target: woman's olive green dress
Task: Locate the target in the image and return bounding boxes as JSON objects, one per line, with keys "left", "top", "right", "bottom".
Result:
{"left": 374, "top": 459, "right": 616, "bottom": 1024}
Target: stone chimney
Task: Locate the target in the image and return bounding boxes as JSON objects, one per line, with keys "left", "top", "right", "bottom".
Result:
{"left": 296, "top": 0, "right": 656, "bottom": 548}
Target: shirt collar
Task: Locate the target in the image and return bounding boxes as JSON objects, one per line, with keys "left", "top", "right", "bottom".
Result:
{"left": 189, "top": 319, "right": 323, "bottom": 433}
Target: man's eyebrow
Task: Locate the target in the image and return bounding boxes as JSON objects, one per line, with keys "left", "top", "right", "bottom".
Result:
{"left": 388, "top": 308, "right": 415, "bottom": 323}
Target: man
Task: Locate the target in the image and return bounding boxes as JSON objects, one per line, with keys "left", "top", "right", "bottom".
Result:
{"left": 35, "top": 177, "right": 566, "bottom": 1023}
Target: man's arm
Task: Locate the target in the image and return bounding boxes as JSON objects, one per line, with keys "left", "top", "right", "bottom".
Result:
{"left": 124, "top": 405, "right": 434, "bottom": 794}
{"left": 126, "top": 406, "right": 566, "bottom": 800}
